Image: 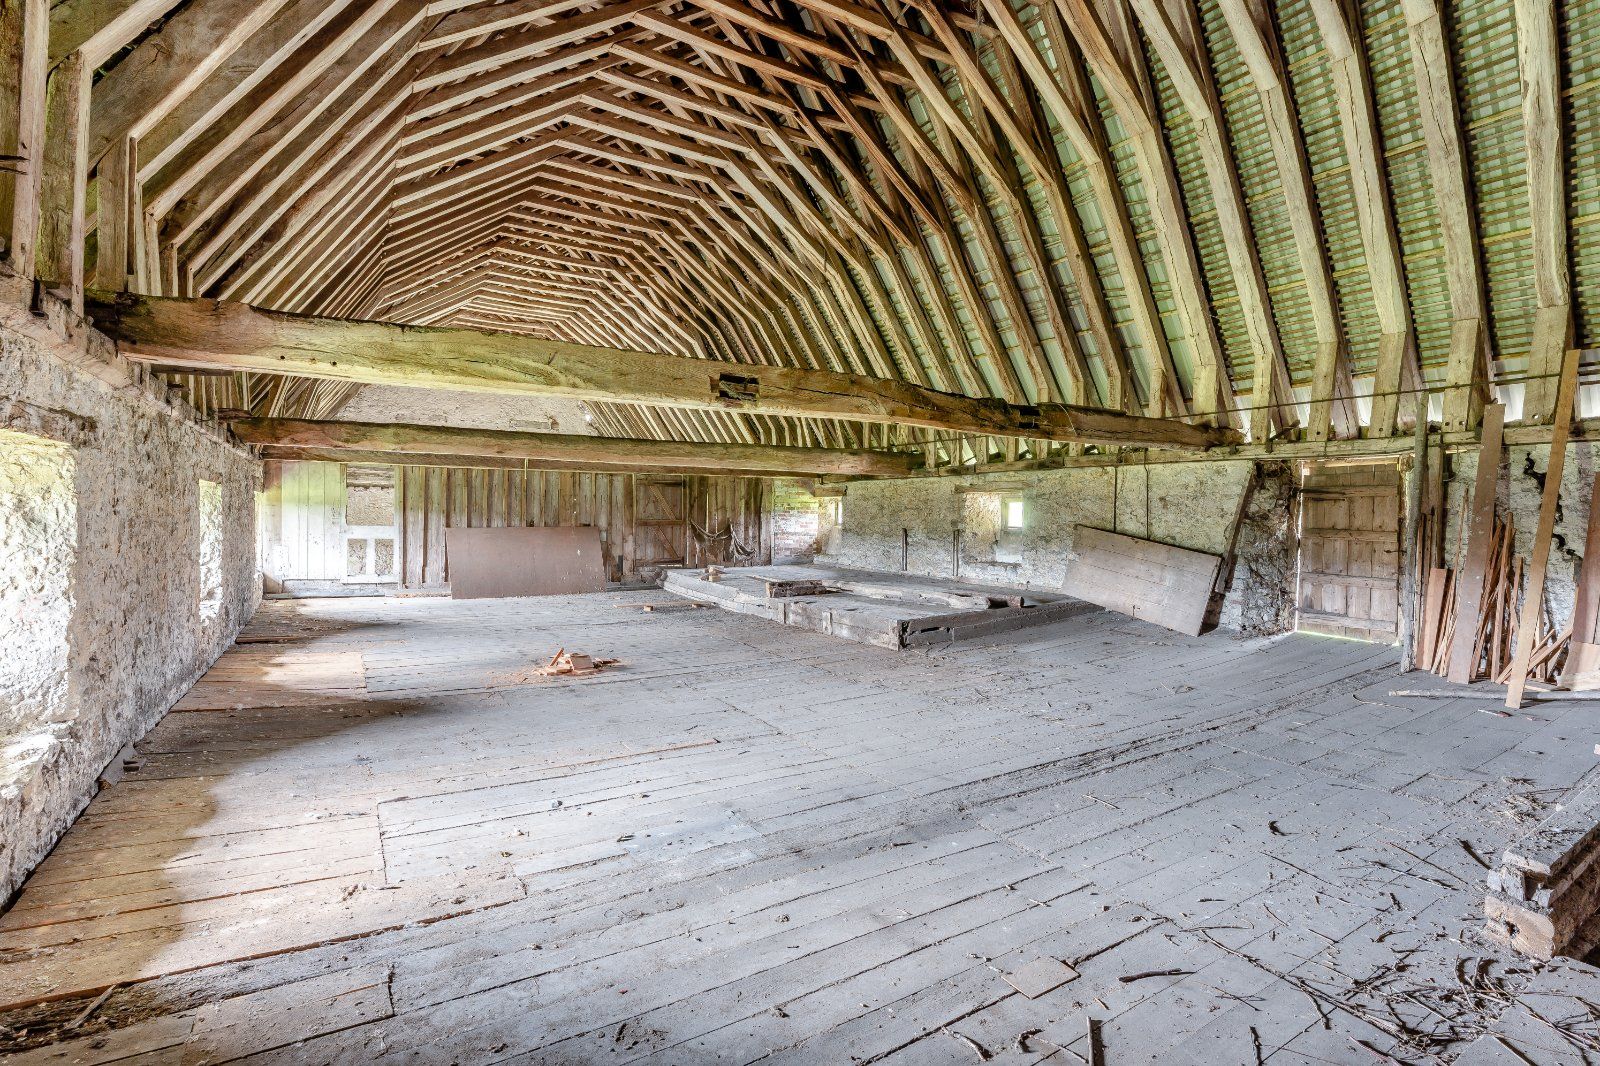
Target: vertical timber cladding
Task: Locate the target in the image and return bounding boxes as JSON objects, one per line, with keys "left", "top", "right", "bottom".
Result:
{"left": 393, "top": 464, "right": 772, "bottom": 590}
{"left": 1296, "top": 462, "right": 1403, "bottom": 642}
{"left": 686, "top": 476, "right": 771, "bottom": 571}
{"left": 634, "top": 476, "right": 689, "bottom": 582}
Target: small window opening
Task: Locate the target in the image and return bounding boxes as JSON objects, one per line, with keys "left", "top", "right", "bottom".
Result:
{"left": 1, "top": 430, "right": 76, "bottom": 738}
{"left": 198, "top": 479, "right": 224, "bottom": 621}
{"left": 1003, "top": 495, "right": 1025, "bottom": 531}
{"left": 343, "top": 465, "right": 398, "bottom": 583}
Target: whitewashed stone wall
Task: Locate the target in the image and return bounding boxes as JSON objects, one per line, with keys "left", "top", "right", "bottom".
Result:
{"left": 0, "top": 433, "right": 75, "bottom": 736}
{"left": 769, "top": 479, "right": 820, "bottom": 564}
{"left": 818, "top": 459, "right": 1287, "bottom": 632}
{"left": 0, "top": 319, "right": 258, "bottom": 903}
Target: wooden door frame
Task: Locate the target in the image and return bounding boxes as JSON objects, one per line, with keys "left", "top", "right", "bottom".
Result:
{"left": 1294, "top": 457, "right": 1405, "bottom": 643}
{"left": 633, "top": 475, "right": 689, "bottom": 574}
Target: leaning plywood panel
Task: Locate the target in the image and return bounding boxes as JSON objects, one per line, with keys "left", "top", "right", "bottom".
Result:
{"left": 445, "top": 527, "right": 606, "bottom": 599}
{"left": 1062, "top": 526, "right": 1221, "bottom": 636}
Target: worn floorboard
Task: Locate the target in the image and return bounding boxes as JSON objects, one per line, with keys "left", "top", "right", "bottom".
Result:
{"left": 2, "top": 593, "right": 1598, "bottom": 1063}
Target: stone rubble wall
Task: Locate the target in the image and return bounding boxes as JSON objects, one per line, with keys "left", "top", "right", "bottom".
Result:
{"left": 0, "top": 308, "right": 258, "bottom": 905}
{"left": 1215, "top": 461, "right": 1299, "bottom": 637}
{"left": 817, "top": 459, "right": 1282, "bottom": 632}
{"left": 1446, "top": 442, "right": 1595, "bottom": 629}
{"left": 815, "top": 440, "right": 1600, "bottom": 644}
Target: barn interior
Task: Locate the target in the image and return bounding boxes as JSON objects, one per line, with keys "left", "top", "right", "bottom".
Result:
{"left": 5, "top": 0, "right": 1600, "bottom": 1061}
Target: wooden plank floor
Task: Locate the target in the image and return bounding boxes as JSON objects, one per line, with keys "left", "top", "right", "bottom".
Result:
{"left": 2, "top": 593, "right": 1599, "bottom": 1064}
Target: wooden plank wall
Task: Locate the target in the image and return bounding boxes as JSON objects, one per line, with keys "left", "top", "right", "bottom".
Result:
{"left": 685, "top": 476, "right": 772, "bottom": 570}
{"left": 259, "top": 460, "right": 347, "bottom": 589}
{"left": 393, "top": 465, "right": 772, "bottom": 590}
{"left": 1061, "top": 526, "right": 1223, "bottom": 637}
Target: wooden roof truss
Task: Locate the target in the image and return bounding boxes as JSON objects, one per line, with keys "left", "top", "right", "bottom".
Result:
{"left": 2, "top": 0, "right": 1590, "bottom": 461}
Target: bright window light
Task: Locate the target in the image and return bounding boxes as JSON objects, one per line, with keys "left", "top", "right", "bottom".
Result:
{"left": 1003, "top": 497, "right": 1025, "bottom": 530}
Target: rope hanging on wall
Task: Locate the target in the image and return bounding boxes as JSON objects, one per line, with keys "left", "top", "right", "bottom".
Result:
{"left": 690, "top": 519, "right": 756, "bottom": 560}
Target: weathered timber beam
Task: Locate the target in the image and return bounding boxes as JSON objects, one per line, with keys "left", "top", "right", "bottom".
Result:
{"left": 857, "top": 394, "right": 1600, "bottom": 481}
{"left": 255, "top": 445, "right": 829, "bottom": 479}
{"left": 230, "top": 417, "right": 914, "bottom": 477}
{"left": 85, "top": 293, "right": 1242, "bottom": 449}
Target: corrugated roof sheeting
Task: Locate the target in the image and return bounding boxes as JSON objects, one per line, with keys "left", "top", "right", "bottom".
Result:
{"left": 1363, "top": 0, "right": 1452, "bottom": 384}
{"left": 1206, "top": 0, "right": 1321, "bottom": 390}
{"left": 1146, "top": 42, "right": 1252, "bottom": 391}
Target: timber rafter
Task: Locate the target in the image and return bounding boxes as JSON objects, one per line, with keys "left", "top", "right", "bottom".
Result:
{"left": 1, "top": 0, "right": 1592, "bottom": 452}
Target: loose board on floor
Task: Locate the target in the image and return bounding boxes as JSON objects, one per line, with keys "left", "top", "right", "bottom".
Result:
{"left": 445, "top": 527, "right": 607, "bottom": 599}
{"left": 1061, "top": 525, "right": 1221, "bottom": 636}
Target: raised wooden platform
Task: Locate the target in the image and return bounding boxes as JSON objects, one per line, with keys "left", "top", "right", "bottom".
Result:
{"left": 663, "top": 564, "right": 1096, "bottom": 648}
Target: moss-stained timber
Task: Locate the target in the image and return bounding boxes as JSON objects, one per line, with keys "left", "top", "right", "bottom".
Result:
{"left": 253, "top": 445, "right": 825, "bottom": 479}
{"left": 1402, "top": 0, "right": 1490, "bottom": 434}
{"left": 1061, "top": 0, "right": 1233, "bottom": 426}
{"left": 1130, "top": 0, "right": 1295, "bottom": 444}
{"left": 1217, "top": 0, "right": 1356, "bottom": 443}
{"left": 230, "top": 417, "right": 915, "bottom": 477}
{"left": 0, "top": 0, "right": 47, "bottom": 277}
{"left": 1515, "top": 0, "right": 1573, "bottom": 425}
{"left": 87, "top": 293, "right": 1242, "bottom": 450}
{"left": 1311, "top": 0, "right": 1420, "bottom": 438}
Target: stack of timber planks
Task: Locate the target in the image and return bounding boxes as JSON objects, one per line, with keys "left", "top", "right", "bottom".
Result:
{"left": 1409, "top": 404, "right": 1569, "bottom": 689}
{"left": 1486, "top": 775, "right": 1600, "bottom": 960}
{"left": 1412, "top": 515, "right": 1567, "bottom": 684}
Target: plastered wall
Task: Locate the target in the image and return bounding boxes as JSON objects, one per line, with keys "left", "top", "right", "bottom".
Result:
{"left": 1, "top": 319, "right": 258, "bottom": 904}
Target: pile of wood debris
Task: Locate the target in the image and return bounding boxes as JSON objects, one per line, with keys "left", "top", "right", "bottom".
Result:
{"left": 493, "top": 649, "right": 621, "bottom": 687}
{"left": 534, "top": 649, "right": 619, "bottom": 678}
{"left": 1486, "top": 774, "right": 1600, "bottom": 960}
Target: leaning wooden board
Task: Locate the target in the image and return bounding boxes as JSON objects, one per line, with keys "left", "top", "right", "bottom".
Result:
{"left": 445, "top": 526, "right": 607, "bottom": 598}
{"left": 1062, "top": 526, "right": 1221, "bottom": 636}
{"left": 1561, "top": 472, "right": 1600, "bottom": 690}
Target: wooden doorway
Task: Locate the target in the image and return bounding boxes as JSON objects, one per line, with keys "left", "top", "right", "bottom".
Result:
{"left": 634, "top": 476, "right": 688, "bottom": 581}
{"left": 1296, "top": 462, "right": 1402, "bottom": 642}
